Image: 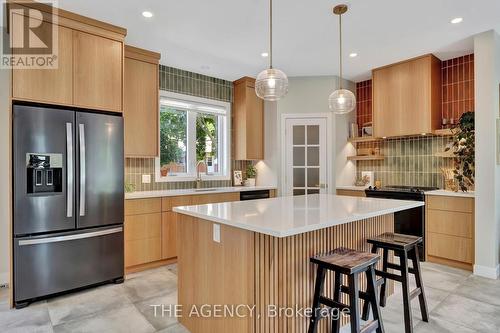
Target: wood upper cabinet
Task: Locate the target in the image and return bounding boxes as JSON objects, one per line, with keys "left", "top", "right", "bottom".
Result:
{"left": 373, "top": 54, "right": 441, "bottom": 137}
{"left": 233, "top": 77, "right": 264, "bottom": 160}
{"left": 12, "top": 21, "right": 73, "bottom": 105}
{"left": 10, "top": 1, "right": 126, "bottom": 112}
{"left": 124, "top": 45, "right": 161, "bottom": 157}
{"left": 73, "top": 31, "right": 123, "bottom": 112}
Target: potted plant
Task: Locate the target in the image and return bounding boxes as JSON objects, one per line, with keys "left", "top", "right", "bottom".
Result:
{"left": 245, "top": 164, "right": 257, "bottom": 187}
{"left": 445, "top": 111, "right": 475, "bottom": 192}
{"left": 160, "top": 165, "right": 169, "bottom": 177}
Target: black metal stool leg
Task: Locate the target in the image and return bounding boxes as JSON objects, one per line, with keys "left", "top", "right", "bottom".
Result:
{"left": 309, "top": 266, "right": 326, "bottom": 333}
{"left": 348, "top": 273, "right": 360, "bottom": 333}
{"left": 366, "top": 265, "right": 384, "bottom": 333}
{"left": 362, "top": 244, "right": 378, "bottom": 320}
{"left": 331, "top": 271, "right": 342, "bottom": 333}
{"left": 379, "top": 248, "right": 389, "bottom": 307}
{"left": 399, "top": 250, "right": 413, "bottom": 333}
{"left": 411, "top": 245, "right": 429, "bottom": 322}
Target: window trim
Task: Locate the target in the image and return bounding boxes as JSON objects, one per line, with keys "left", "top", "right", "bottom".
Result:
{"left": 155, "top": 91, "right": 231, "bottom": 183}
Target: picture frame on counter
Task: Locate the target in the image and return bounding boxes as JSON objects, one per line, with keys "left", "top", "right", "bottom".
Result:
{"left": 233, "top": 170, "right": 243, "bottom": 186}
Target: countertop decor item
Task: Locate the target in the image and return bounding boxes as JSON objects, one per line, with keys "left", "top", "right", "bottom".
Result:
{"left": 445, "top": 111, "right": 475, "bottom": 192}
{"left": 255, "top": 0, "right": 289, "bottom": 101}
{"left": 245, "top": 164, "right": 257, "bottom": 187}
{"left": 233, "top": 170, "right": 243, "bottom": 186}
{"left": 329, "top": 4, "right": 356, "bottom": 114}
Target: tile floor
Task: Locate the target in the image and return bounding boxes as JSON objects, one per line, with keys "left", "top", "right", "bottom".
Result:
{"left": 0, "top": 262, "right": 499, "bottom": 332}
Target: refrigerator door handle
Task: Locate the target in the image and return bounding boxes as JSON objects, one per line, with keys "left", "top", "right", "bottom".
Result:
{"left": 79, "top": 123, "right": 86, "bottom": 217}
{"left": 66, "top": 122, "right": 73, "bottom": 218}
{"left": 18, "top": 227, "right": 123, "bottom": 246}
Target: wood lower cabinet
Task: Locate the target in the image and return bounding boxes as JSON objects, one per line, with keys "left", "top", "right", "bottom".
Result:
{"left": 161, "top": 212, "right": 177, "bottom": 260}
{"left": 233, "top": 77, "right": 264, "bottom": 160}
{"left": 425, "top": 195, "right": 475, "bottom": 270}
{"left": 73, "top": 31, "right": 123, "bottom": 112}
{"left": 124, "top": 199, "right": 162, "bottom": 269}
{"left": 126, "top": 191, "right": 266, "bottom": 273}
{"left": 124, "top": 45, "right": 160, "bottom": 157}
{"left": 373, "top": 54, "right": 441, "bottom": 137}
{"left": 336, "top": 189, "right": 366, "bottom": 197}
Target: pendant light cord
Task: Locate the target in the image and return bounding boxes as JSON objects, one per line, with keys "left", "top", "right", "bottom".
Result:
{"left": 269, "top": 0, "right": 273, "bottom": 69}
{"left": 339, "top": 12, "right": 343, "bottom": 89}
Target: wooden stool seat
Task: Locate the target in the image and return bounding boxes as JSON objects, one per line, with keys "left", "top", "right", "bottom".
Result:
{"left": 308, "top": 247, "right": 384, "bottom": 333}
{"left": 362, "top": 232, "right": 428, "bottom": 333}
{"left": 367, "top": 232, "right": 422, "bottom": 251}
{"left": 311, "top": 247, "right": 380, "bottom": 274}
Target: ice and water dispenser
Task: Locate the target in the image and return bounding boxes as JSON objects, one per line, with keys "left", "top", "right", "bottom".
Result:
{"left": 26, "top": 153, "right": 63, "bottom": 194}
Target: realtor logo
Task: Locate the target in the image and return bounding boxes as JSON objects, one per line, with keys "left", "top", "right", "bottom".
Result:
{"left": 2, "top": 0, "right": 59, "bottom": 69}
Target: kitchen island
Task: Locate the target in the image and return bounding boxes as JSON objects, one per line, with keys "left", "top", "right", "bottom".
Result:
{"left": 173, "top": 194, "right": 424, "bottom": 333}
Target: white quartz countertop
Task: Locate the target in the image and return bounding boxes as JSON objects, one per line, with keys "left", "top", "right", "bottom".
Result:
{"left": 173, "top": 194, "right": 424, "bottom": 238}
{"left": 425, "top": 189, "right": 475, "bottom": 198}
{"left": 125, "top": 186, "right": 276, "bottom": 199}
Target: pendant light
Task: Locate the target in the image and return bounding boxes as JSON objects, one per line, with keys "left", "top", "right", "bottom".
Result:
{"left": 255, "top": 0, "right": 289, "bottom": 101}
{"left": 329, "top": 4, "right": 356, "bottom": 114}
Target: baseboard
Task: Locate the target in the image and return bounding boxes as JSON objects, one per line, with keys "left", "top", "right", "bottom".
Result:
{"left": 473, "top": 264, "right": 500, "bottom": 279}
{"left": 0, "top": 272, "right": 9, "bottom": 287}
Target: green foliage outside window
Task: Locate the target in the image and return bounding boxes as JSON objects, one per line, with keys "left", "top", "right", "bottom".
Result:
{"left": 196, "top": 114, "right": 217, "bottom": 162}
{"left": 160, "top": 107, "right": 186, "bottom": 167}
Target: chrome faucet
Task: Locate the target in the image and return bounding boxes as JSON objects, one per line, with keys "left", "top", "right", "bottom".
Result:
{"left": 196, "top": 160, "right": 205, "bottom": 189}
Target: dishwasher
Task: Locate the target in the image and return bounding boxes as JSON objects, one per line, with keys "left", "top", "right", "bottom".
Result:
{"left": 240, "top": 190, "right": 270, "bottom": 201}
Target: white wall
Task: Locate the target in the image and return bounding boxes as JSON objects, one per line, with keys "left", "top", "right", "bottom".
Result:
{"left": 473, "top": 29, "right": 500, "bottom": 279}
{"left": 255, "top": 76, "right": 356, "bottom": 194}
{"left": 0, "top": 20, "right": 10, "bottom": 284}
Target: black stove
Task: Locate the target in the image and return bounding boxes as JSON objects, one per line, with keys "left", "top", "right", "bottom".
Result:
{"left": 365, "top": 185, "right": 437, "bottom": 261}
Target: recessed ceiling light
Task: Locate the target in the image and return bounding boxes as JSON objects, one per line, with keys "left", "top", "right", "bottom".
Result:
{"left": 142, "top": 11, "right": 153, "bottom": 18}
{"left": 450, "top": 17, "right": 463, "bottom": 24}
{"left": 261, "top": 52, "right": 269, "bottom": 58}
{"left": 349, "top": 53, "right": 358, "bottom": 58}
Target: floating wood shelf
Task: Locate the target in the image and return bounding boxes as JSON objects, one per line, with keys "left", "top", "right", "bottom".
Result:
{"left": 347, "top": 155, "right": 385, "bottom": 161}
{"left": 347, "top": 136, "right": 383, "bottom": 144}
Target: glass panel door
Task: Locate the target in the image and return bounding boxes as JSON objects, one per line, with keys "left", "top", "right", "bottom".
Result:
{"left": 285, "top": 118, "right": 328, "bottom": 196}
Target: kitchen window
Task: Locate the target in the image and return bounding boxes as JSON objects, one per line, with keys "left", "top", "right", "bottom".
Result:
{"left": 155, "top": 91, "right": 230, "bottom": 182}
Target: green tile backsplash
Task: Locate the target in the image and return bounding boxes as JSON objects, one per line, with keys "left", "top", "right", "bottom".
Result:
{"left": 356, "top": 136, "right": 454, "bottom": 188}
{"left": 126, "top": 66, "right": 250, "bottom": 192}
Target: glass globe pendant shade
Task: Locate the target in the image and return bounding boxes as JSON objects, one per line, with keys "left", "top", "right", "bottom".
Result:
{"left": 255, "top": 68, "right": 289, "bottom": 101}
{"left": 328, "top": 89, "right": 356, "bottom": 114}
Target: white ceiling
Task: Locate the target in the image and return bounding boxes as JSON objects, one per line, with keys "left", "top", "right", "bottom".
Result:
{"left": 56, "top": 0, "right": 500, "bottom": 82}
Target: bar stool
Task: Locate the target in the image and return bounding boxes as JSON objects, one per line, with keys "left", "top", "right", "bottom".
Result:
{"left": 308, "top": 247, "right": 384, "bottom": 333}
{"left": 361, "top": 233, "right": 428, "bottom": 333}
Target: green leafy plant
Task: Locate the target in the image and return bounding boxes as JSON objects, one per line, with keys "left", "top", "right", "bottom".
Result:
{"left": 445, "top": 111, "right": 475, "bottom": 192}
{"left": 246, "top": 164, "right": 257, "bottom": 179}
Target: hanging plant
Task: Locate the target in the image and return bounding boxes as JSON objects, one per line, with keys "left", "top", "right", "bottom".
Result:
{"left": 445, "top": 112, "right": 475, "bottom": 192}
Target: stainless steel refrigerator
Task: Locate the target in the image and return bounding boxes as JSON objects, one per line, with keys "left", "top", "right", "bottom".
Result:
{"left": 13, "top": 104, "right": 124, "bottom": 308}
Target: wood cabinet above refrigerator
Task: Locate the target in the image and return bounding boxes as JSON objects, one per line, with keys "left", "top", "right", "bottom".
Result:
{"left": 233, "top": 77, "right": 264, "bottom": 160}
{"left": 123, "top": 45, "right": 161, "bottom": 157}
{"left": 372, "top": 54, "right": 441, "bottom": 138}
{"left": 10, "top": 1, "right": 126, "bottom": 113}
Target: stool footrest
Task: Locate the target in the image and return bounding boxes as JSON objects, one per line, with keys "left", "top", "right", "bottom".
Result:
{"left": 360, "top": 320, "right": 380, "bottom": 333}
{"left": 387, "top": 262, "right": 416, "bottom": 275}
{"left": 318, "top": 296, "right": 348, "bottom": 310}
{"left": 340, "top": 285, "right": 370, "bottom": 301}
{"left": 375, "top": 269, "right": 402, "bottom": 282}
{"left": 409, "top": 287, "right": 422, "bottom": 300}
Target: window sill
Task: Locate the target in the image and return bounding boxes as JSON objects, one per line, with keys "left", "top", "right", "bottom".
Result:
{"left": 154, "top": 174, "right": 231, "bottom": 183}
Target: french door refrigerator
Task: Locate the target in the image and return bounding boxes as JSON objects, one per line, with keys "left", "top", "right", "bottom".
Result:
{"left": 13, "top": 104, "right": 124, "bottom": 308}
